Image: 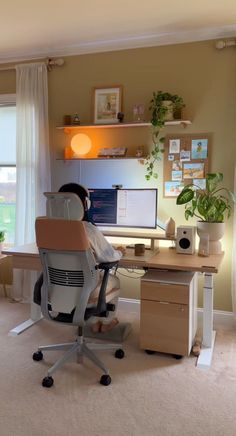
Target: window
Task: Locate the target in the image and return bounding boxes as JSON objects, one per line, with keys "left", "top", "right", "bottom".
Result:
{"left": 0, "top": 95, "right": 16, "bottom": 244}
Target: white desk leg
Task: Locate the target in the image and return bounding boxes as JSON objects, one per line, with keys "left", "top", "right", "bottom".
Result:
{"left": 9, "top": 272, "right": 43, "bottom": 336}
{"left": 197, "top": 272, "right": 216, "bottom": 369}
{"left": 9, "top": 305, "right": 43, "bottom": 336}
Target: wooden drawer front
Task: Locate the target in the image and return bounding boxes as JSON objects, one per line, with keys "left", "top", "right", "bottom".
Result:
{"left": 140, "top": 300, "right": 190, "bottom": 356}
{"left": 141, "top": 281, "right": 189, "bottom": 304}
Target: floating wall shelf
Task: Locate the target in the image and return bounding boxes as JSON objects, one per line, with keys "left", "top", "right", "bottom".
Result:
{"left": 56, "top": 156, "right": 147, "bottom": 161}
{"left": 56, "top": 120, "right": 192, "bottom": 131}
{"left": 56, "top": 119, "right": 192, "bottom": 161}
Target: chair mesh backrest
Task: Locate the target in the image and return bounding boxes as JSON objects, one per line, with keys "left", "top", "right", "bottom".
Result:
{"left": 35, "top": 217, "right": 99, "bottom": 315}
{"left": 44, "top": 192, "right": 84, "bottom": 221}
{"left": 48, "top": 266, "right": 84, "bottom": 287}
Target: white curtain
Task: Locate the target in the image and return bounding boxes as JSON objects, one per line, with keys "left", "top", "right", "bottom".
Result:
{"left": 12, "top": 62, "right": 51, "bottom": 301}
{"left": 231, "top": 166, "right": 236, "bottom": 315}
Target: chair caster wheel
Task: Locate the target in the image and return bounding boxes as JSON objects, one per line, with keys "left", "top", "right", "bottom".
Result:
{"left": 145, "top": 349, "right": 156, "bottom": 355}
{"left": 172, "top": 354, "right": 183, "bottom": 360}
{"left": 115, "top": 348, "right": 125, "bottom": 359}
{"left": 32, "top": 350, "right": 43, "bottom": 361}
{"left": 100, "top": 374, "right": 111, "bottom": 386}
{"left": 42, "top": 376, "right": 54, "bottom": 388}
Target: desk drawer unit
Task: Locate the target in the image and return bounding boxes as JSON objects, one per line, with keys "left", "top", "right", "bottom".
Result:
{"left": 140, "top": 270, "right": 197, "bottom": 356}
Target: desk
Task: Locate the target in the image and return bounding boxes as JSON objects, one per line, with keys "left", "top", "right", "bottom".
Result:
{"left": 2, "top": 244, "right": 224, "bottom": 369}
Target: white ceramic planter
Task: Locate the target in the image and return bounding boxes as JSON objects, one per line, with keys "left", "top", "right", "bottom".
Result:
{"left": 162, "top": 100, "right": 174, "bottom": 121}
{"left": 197, "top": 221, "right": 225, "bottom": 255}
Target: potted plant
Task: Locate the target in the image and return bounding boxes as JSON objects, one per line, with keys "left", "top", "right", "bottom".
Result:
{"left": 150, "top": 91, "right": 185, "bottom": 126}
{"left": 176, "top": 172, "right": 236, "bottom": 254}
{"left": 145, "top": 91, "right": 185, "bottom": 180}
{"left": 0, "top": 230, "right": 5, "bottom": 252}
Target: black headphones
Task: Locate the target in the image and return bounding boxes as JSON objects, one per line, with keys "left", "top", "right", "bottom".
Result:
{"left": 82, "top": 185, "right": 91, "bottom": 210}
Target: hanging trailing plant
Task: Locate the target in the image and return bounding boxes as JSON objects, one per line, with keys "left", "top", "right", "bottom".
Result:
{"left": 145, "top": 91, "right": 185, "bottom": 181}
{"left": 145, "top": 125, "right": 165, "bottom": 181}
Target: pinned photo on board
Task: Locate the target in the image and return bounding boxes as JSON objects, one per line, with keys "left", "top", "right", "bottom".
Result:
{"left": 165, "top": 181, "right": 185, "bottom": 197}
{"left": 180, "top": 149, "right": 191, "bottom": 161}
{"left": 191, "top": 139, "right": 208, "bottom": 159}
{"left": 168, "top": 154, "right": 175, "bottom": 161}
{"left": 169, "top": 139, "right": 180, "bottom": 154}
{"left": 172, "top": 160, "right": 182, "bottom": 171}
{"left": 193, "top": 178, "right": 206, "bottom": 190}
{"left": 183, "top": 163, "right": 204, "bottom": 179}
{"left": 172, "top": 171, "right": 182, "bottom": 181}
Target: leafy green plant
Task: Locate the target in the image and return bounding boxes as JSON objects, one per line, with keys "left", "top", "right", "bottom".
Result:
{"left": 145, "top": 91, "right": 185, "bottom": 180}
{"left": 176, "top": 172, "right": 236, "bottom": 222}
{"left": 150, "top": 91, "right": 185, "bottom": 128}
{"left": 0, "top": 230, "right": 5, "bottom": 243}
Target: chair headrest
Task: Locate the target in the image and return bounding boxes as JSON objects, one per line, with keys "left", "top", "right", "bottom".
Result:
{"left": 44, "top": 192, "right": 84, "bottom": 220}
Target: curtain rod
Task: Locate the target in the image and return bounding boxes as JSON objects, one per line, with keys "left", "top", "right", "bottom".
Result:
{"left": 0, "top": 57, "right": 65, "bottom": 72}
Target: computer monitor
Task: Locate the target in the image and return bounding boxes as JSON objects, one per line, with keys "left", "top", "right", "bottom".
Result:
{"left": 88, "top": 188, "right": 157, "bottom": 229}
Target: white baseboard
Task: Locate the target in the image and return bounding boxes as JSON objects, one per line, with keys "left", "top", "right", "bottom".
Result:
{"left": 118, "top": 297, "right": 236, "bottom": 327}
{"left": 119, "top": 298, "right": 140, "bottom": 314}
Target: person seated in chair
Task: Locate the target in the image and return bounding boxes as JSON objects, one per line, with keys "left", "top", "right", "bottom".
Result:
{"left": 34, "top": 183, "right": 125, "bottom": 333}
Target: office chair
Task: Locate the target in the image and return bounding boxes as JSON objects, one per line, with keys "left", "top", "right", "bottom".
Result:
{"left": 43, "top": 190, "right": 128, "bottom": 338}
{"left": 33, "top": 217, "right": 124, "bottom": 387}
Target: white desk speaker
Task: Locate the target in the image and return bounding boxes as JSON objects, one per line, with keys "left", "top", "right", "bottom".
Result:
{"left": 176, "top": 226, "right": 196, "bottom": 254}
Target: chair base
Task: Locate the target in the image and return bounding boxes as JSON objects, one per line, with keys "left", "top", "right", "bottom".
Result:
{"left": 33, "top": 335, "right": 123, "bottom": 384}
{"left": 84, "top": 322, "right": 132, "bottom": 342}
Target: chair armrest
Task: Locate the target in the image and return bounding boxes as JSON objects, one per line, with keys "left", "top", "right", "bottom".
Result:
{"left": 97, "top": 261, "right": 119, "bottom": 270}
{"left": 96, "top": 261, "right": 119, "bottom": 314}
{"left": 84, "top": 261, "right": 119, "bottom": 319}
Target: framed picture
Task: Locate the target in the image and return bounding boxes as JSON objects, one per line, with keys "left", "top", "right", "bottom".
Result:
{"left": 93, "top": 85, "right": 122, "bottom": 124}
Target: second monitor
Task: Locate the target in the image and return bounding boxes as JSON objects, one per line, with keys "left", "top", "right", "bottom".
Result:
{"left": 88, "top": 188, "right": 157, "bottom": 229}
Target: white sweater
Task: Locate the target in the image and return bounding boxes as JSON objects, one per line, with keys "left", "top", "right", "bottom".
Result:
{"left": 84, "top": 222, "right": 122, "bottom": 263}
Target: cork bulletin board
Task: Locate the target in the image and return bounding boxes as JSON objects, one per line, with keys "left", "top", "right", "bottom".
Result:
{"left": 163, "top": 133, "right": 211, "bottom": 198}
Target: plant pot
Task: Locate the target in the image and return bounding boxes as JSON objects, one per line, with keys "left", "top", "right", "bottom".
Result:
{"left": 197, "top": 221, "right": 225, "bottom": 255}
{"left": 162, "top": 100, "right": 174, "bottom": 121}
{"left": 173, "top": 108, "right": 182, "bottom": 120}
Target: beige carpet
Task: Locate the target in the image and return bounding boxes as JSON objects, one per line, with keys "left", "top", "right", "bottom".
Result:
{"left": 0, "top": 297, "right": 236, "bottom": 436}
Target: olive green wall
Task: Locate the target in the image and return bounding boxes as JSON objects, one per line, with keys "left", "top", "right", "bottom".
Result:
{"left": 1, "top": 39, "right": 236, "bottom": 310}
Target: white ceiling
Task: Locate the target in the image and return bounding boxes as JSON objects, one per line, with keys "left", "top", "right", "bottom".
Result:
{"left": 1, "top": 0, "right": 236, "bottom": 63}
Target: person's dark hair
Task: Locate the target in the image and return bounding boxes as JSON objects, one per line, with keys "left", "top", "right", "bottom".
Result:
{"left": 58, "top": 183, "right": 95, "bottom": 224}
{"left": 59, "top": 183, "right": 88, "bottom": 205}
